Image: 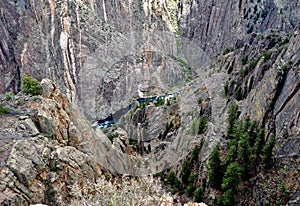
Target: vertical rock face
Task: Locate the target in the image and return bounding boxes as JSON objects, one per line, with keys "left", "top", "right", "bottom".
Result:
{"left": 178, "top": 0, "right": 300, "bottom": 59}
{"left": 0, "top": 0, "right": 299, "bottom": 204}
{"left": 0, "top": 0, "right": 299, "bottom": 121}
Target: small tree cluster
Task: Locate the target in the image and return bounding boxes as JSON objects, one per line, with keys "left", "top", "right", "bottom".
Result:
{"left": 208, "top": 102, "right": 277, "bottom": 205}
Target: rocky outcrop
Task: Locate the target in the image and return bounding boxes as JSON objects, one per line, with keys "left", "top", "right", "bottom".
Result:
{"left": 0, "top": 79, "right": 104, "bottom": 205}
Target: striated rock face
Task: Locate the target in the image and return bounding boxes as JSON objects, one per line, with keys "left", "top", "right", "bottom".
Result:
{"left": 1, "top": 0, "right": 299, "bottom": 121}
{"left": 179, "top": 0, "right": 300, "bottom": 59}
{"left": 0, "top": 0, "right": 299, "bottom": 205}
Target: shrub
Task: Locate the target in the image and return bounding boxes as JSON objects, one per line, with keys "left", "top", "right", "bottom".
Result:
{"left": 155, "top": 97, "right": 164, "bottom": 107}
{"left": 248, "top": 57, "right": 260, "bottom": 71}
{"left": 262, "top": 50, "right": 272, "bottom": 60}
{"left": 242, "top": 56, "right": 248, "bottom": 65}
{"left": 223, "top": 47, "right": 233, "bottom": 55}
{"left": 235, "top": 86, "right": 243, "bottom": 100}
{"left": 22, "top": 75, "right": 42, "bottom": 96}
{"left": 0, "top": 105, "right": 10, "bottom": 114}
{"left": 5, "top": 92, "right": 13, "bottom": 101}
{"left": 197, "top": 98, "right": 202, "bottom": 105}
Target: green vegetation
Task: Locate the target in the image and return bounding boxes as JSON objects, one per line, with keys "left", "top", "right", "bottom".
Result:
{"left": 155, "top": 97, "right": 164, "bottom": 107}
{"left": 235, "top": 86, "right": 243, "bottom": 100}
{"left": 107, "top": 133, "right": 118, "bottom": 143}
{"left": 226, "top": 102, "right": 239, "bottom": 138}
{"left": 209, "top": 144, "right": 222, "bottom": 189}
{"left": 197, "top": 98, "right": 202, "bottom": 105}
{"left": 0, "top": 105, "right": 10, "bottom": 114}
{"left": 180, "top": 161, "right": 190, "bottom": 184}
{"left": 185, "top": 185, "right": 195, "bottom": 196}
{"left": 242, "top": 56, "right": 248, "bottom": 65}
{"left": 198, "top": 116, "right": 208, "bottom": 134}
{"left": 227, "top": 65, "right": 234, "bottom": 74}
{"left": 219, "top": 162, "right": 241, "bottom": 205}
{"left": 5, "top": 92, "right": 13, "bottom": 101}
{"left": 224, "top": 80, "right": 229, "bottom": 96}
{"left": 207, "top": 101, "right": 277, "bottom": 205}
{"left": 167, "top": 171, "right": 177, "bottom": 186}
{"left": 223, "top": 47, "right": 234, "bottom": 55}
{"left": 22, "top": 74, "right": 42, "bottom": 96}
{"left": 194, "top": 187, "right": 204, "bottom": 202}
{"left": 191, "top": 145, "right": 200, "bottom": 161}
{"left": 249, "top": 57, "right": 261, "bottom": 71}
{"left": 262, "top": 50, "right": 272, "bottom": 60}
{"left": 129, "top": 138, "right": 138, "bottom": 146}
{"left": 262, "top": 135, "right": 276, "bottom": 169}
{"left": 190, "top": 116, "right": 208, "bottom": 135}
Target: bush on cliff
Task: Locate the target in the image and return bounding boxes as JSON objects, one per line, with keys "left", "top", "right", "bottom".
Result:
{"left": 22, "top": 74, "right": 42, "bottom": 96}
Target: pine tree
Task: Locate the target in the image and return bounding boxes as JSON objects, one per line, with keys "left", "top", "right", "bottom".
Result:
{"left": 209, "top": 144, "right": 223, "bottom": 189}
{"left": 167, "top": 171, "right": 176, "bottom": 186}
{"left": 249, "top": 120, "right": 258, "bottom": 146}
{"left": 198, "top": 116, "right": 208, "bottom": 134}
{"left": 191, "top": 145, "right": 200, "bottom": 161}
{"left": 222, "top": 162, "right": 241, "bottom": 191}
{"left": 194, "top": 187, "right": 204, "bottom": 202}
{"left": 227, "top": 102, "right": 239, "bottom": 138}
{"left": 221, "top": 162, "right": 241, "bottom": 205}
{"left": 238, "top": 132, "right": 251, "bottom": 178}
{"left": 225, "top": 139, "right": 238, "bottom": 167}
{"left": 253, "top": 129, "right": 265, "bottom": 161}
{"left": 262, "top": 135, "right": 276, "bottom": 169}
{"left": 180, "top": 161, "right": 190, "bottom": 184}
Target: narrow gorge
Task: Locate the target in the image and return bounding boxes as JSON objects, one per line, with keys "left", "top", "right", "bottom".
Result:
{"left": 0, "top": 0, "right": 299, "bottom": 205}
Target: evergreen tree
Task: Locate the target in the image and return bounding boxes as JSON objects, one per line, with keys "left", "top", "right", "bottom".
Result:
{"left": 253, "top": 129, "right": 265, "bottom": 161}
{"left": 242, "top": 116, "right": 251, "bottom": 134}
{"left": 222, "top": 162, "right": 241, "bottom": 192}
{"left": 262, "top": 135, "right": 276, "bottom": 169}
{"left": 249, "top": 120, "right": 258, "bottom": 146}
{"left": 225, "top": 139, "right": 238, "bottom": 167}
{"left": 227, "top": 102, "right": 239, "bottom": 138}
{"left": 180, "top": 161, "right": 190, "bottom": 184}
{"left": 198, "top": 116, "right": 208, "bottom": 134}
{"left": 194, "top": 187, "right": 204, "bottom": 202}
{"left": 238, "top": 132, "right": 251, "bottom": 178}
{"left": 167, "top": 171, "right": 176, "bottom": 186}
{"left": 220, "top": 162, "right": 241, "bottom": 205}
{"left": 209, "top": 144, "right": 222, "bottom": 189}
{"left": 191, "top": 145, "right": 200, "bottom": 161}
